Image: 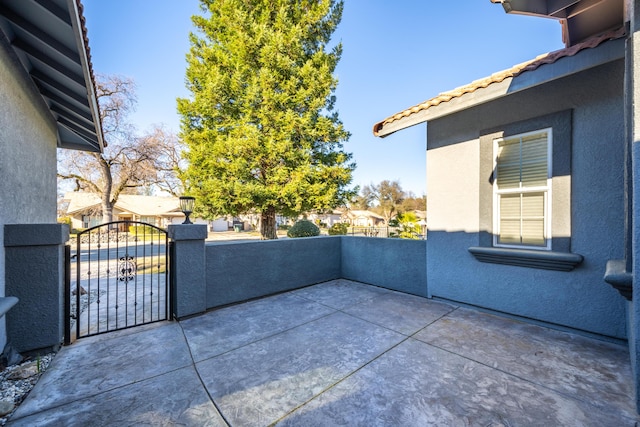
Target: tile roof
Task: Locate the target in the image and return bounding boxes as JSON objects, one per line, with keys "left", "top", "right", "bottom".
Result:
{"left": 65, "top": 192, "right": 181, "bottom": 217}
{"left": 373, "top": 26, "right": 627, "bottom": 137}
{"left": 75, "top": 0, "right": 103, "bottom": 144}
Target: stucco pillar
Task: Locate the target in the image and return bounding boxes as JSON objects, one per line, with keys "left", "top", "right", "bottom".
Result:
{"left": 168, "top": 224, "right": 207, "bottom": 319}
{"left": 4, "top": 224, "right": 68, "bottom": 353}
{"left": 629, "top": 0, "right": 640, "bottom": 413}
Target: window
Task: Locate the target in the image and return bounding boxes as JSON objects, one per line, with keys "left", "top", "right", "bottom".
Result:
{"left": 82, "top": 215, "right": 102, "bottom": 228}
{"left": 471, "top": 111, "right": 579, "bottom": 269}
{"left": 493, "top": 129, "right": 551, "bottom": 249}
{"left": 140, "top": 216, "right": 157, "bottom": 226}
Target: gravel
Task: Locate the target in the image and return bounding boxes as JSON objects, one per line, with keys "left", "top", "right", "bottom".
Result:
{"left": 0, "top": 286, "right": 100, "bottom": 424}
{"left": 0, "top": 352, "right": 55, "bottom": 425}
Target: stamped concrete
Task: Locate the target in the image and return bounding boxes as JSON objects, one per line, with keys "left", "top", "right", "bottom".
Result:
{"left": 8, "top": 279, "right": 640, "bottom": 426}
{"left": 180, "top": 292, "right": 335, "bottom": 362}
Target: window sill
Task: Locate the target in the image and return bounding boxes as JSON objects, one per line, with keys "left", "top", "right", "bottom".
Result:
{"left": 0, "top": 297, "right": 18, "bottom": 318}
{"left": 468, "top": 247, "right": 583, "bottom": 271}
{"left": 604, "top": 259, "right": 632, "bottom": 301}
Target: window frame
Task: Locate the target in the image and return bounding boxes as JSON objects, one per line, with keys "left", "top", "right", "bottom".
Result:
{"left": 492, "top": 128, "right": 553, "bottom": 250}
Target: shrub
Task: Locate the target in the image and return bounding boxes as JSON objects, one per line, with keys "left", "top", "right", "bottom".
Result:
{"left": 287, "top": 219, "right": 320, "bottom": 238}
{"left": 328, "top": 222, "right": 348, "bottom": 235}
{"left": 57, "top": 216, "right": 72, "bottom": 226}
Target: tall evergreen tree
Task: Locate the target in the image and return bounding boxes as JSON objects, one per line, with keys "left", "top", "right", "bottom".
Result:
{"left": 178, "top": 0, "right": 355, "bottom": 239}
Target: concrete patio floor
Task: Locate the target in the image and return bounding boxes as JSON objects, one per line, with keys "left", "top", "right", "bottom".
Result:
{"left": 8, "top": 279, "right": 639, "bottom": 426}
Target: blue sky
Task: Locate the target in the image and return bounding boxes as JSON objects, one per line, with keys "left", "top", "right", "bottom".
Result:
{"left": 82, "top": 0, "right": 564, "bottom": 196}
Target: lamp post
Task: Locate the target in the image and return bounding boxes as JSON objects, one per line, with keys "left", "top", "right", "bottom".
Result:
{"left": 179, "top": 196, "right": 195, "bottom": 224}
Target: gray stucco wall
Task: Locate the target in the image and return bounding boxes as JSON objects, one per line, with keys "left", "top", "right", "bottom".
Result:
{"left": 4, "top": 225, "right": 68, "bottom": 353}
{"left": 203, "top": 236, "right": 428, "bottom": 309}
{"left": 629, "top": 0, "right": 640, "bottom": 412}
{"left": 341, "top": 236, "right": 427, "bottom": 297}
{"left": 205, "top": 237, "right": 341, "bottom": 308}
{"left": 426, "top": 59, "right": 627, "bottom": 338}
{"left": 0, "top": 36, "right": 59, "bottom": 351}
{"left": 168, "top": 224, "right": 208, "bottom": 318}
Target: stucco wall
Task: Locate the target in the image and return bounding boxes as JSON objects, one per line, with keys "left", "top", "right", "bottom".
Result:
{"left": 426, "top": 59, "right": 627, "bottom": 338}
{"left": 0, "top": 38, "right": 58, "bottom": 350}
{"left": 341, "top": 236, "right": 427, "bottom": 296}
{"left": 205, "top": 237, "right": 341, "bottom": 308}
{"left": 203, "top": 236, "right": 428, "bottom": 309}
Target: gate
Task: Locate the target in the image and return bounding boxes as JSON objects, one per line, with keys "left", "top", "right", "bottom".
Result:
{"left": 65, "top": 221, "right": 170, "bottom": 343}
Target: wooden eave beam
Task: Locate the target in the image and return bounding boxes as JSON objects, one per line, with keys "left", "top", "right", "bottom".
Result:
{"left": 0, "top": 4, "right": 79, "bottom": 63}
{"left": 37, "top": 84, "right": 92, "bottom": 121}
{"left": 57, "top": 116, "right": 98, "bottom": 141}
{"left": 34, "top": 0, "right": 72, "bottom": 26}
{"left": 31, "top": 68, "right": 88, "bottom": 105}
{"left": 11, "top": 37, "right": 85, "bottom": 87}
{"left": 559, "top": 0, "right": 607, "bottom": 19}
{"left": 50, "top": 104, "right": 94, "bottom": 130}
{"left": 548, "top": 0, "right": 581, "bottom": 17}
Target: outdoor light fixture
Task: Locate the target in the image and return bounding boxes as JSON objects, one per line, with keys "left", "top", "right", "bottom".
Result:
{"left": 179, "top": 196, "right": 195, "bottom": 224}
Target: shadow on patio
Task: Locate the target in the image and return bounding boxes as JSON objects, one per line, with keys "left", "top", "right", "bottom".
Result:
{"left": 7, "top": 279, "right": 638, "bottom": 426}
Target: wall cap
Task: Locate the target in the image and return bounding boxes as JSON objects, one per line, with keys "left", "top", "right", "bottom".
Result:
{"left": 4, "top": 224, "right": 69, "bottom": 247}
{"left": 168, "top": 224, "right": 208, "bottom": 241}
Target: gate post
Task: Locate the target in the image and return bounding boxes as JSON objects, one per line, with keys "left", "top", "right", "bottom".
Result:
{"left": 168, "top": 224, "right": 207, "bottom": 319}
{"left": 4, "top": 223, "right": 69, "bottom": 352}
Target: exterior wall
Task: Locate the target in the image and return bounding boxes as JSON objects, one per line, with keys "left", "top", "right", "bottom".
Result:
{"left": 4, "top": 225, "right": 68, "bottom": 352}
{"left": 171, "top": 235, "right": 430, "bottom": 318}
{"left": 629, "top": 0, "right": 640, "bottom": 412}
{"left": 426, "top": 59, "right": 627, "bottom": 338}
{"left": 0, "top": 37, "right": 58, "bottom": 351}
{"left": 341, "top": 236, "right": 427, "bottom": 297}
{"left": 168, "top": 224, "right": 208, "bottom": 318}
{"left": 205, "top": 237, "right": 341, "bottom": 308}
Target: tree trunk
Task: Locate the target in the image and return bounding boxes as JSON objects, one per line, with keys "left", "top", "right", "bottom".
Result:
{"left": 96, "top": 153, "right": 114, "bottom": 224}
{"left": 260, "top": 207, "right": 278, "bottom": 240}
{"left": 101, "top": 196, "right": 114, "bottom": 224}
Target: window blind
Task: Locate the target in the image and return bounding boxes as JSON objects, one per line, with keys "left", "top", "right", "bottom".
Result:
{"left": 495, "top": 131, "right": 549, "bottom": 248}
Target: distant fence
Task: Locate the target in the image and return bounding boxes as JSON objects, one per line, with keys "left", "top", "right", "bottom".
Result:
{"left": 347, "top": 226, "right": 425, "bottom": 240}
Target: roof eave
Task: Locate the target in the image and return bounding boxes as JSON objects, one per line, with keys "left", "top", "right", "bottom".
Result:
{"left": 65, "top": 0, "right": 103, "bottom": 152}
{"left": 0, "top": 0, "right": 104, "bottom": 153}
{"left": 373, "top": 35, "right": 625, "bottom": 138}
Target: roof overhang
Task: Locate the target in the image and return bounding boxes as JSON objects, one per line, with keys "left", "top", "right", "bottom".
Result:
{"left": 0, "top": 0, "right": 104, "bottom": 152}
{"left": 490, "top": 0, "right": 624, "bottom": 47}
{"left": 373, "top": 28, "right": 625, "bottom": 138}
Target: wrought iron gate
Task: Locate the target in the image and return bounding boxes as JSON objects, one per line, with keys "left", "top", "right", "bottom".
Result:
{"left": 65, "top": 221, "right": 170, "bottom": 343}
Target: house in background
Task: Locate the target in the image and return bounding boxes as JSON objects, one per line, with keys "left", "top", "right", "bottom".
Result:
{"left": 0, "top": 0, "right": 103, "bottom": 352}
{"left": 305, "top": 210, "right": 344, "bottom": 227}
{"left": 374, "top": 0, "right": 640, "bottom": 411}
{"left": 342, "top": 210, "right": 386, "bottom": 227}
{"left": 63, "top": 192, "right": 223, "bottom": 230}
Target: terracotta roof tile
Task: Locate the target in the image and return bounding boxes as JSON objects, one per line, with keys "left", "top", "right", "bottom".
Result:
{"left": 75, "top": 0, "right": 105, "bottom": 147}
{"left": 373, "top": 26, "right": 627, "bottom": 137}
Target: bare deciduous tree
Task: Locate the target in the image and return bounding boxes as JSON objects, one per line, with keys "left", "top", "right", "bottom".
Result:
{"left": 359, "top": 180, "right": 406, "bottom": 225}
{"left": 139, "top": 125, "right": 186, "bottom": 197}
{"left": 58, "top": 75, "right": 184, "bottom": 223}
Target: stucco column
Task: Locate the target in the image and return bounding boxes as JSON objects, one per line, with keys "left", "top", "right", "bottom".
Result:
{"left": 168, "top": 224, "right": 207, "bottom": 319}
{"left": 629, "top": 0, "right": 640, "bottom": 413}
{"left": 4, "top": 224, "right": 68, "bottom": 353}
